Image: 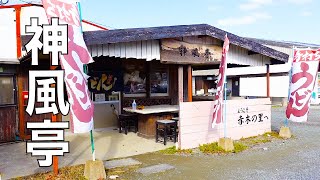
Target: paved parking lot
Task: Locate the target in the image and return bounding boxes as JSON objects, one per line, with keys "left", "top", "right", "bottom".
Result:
{"left": 0, "top": 128, "right": 173, "bottom": 179}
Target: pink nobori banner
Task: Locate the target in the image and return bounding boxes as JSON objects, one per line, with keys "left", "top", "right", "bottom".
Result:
{"left": 42, "top": 0, "right": 94, "bottom": 133}
{"left": 212, "top": 34, "right": 229, "bottom": 128}
{"left": 286, "top": 49, "right": 320, "bottom": 122}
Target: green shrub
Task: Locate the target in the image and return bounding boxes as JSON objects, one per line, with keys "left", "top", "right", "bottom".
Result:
{"left": 199, "top": 142, "right": 225, "bottom": 154}
{"left": 159, "top": 146, "right": 192, "bottom": 154}
{"left": 233, "top": 142, "right": 248, "bottom": 153}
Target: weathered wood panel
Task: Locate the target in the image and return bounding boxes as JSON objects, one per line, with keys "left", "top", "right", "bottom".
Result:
{"left": 0, "top": 107, "right": 16, "bottom": 143}
{"left": 179, "top": 98, "right": 271, "bottom": 149}
{"left": 161, "top": 39, "right": 222, "bottom": 64}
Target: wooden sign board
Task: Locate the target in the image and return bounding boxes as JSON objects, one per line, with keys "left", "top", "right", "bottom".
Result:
{"left": 160, "top": 39, "right": 222, "bottom": 64}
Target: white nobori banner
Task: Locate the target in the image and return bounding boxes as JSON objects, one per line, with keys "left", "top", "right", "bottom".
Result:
{"left": 42, "top": 0, "right": 94, "bottom": 133}
{"left": 286, "top": 49, "right": 320, "bottom": 122}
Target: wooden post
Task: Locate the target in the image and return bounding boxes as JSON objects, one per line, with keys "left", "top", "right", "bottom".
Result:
{"left": 17, "top": 71, "right": 25, "bottom": 139}
{"left": 177, "top": 66, "right": 183, "bottom": 148}
{"left": 50, "top": 61, "right": 59, "bottom": 175}
{"left": 52, "top": 114, "right": 59, "bottom": 175}
{"left": 15, "top": 6, "right": 25, "bottom": 140}
{"left": 187, "top": 65, "right": 192, "bottom": 102}
{"left": 178, "top": 66, "right": 184, "bottom": 103}
{"left": 266, "top": 64, "right": 270, "bottom": 98}
{"left": 15, "top": 7, "right": 22, "bottom": 58}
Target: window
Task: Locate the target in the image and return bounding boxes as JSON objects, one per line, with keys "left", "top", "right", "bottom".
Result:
{"left": 0, "top": 76, "right": 15, "bottom": 105}
{"left": 123, "top": 61, "right": 147, "bottom": 97}
{"left": 150, "top": 68, "right": 169, "bottom": 96}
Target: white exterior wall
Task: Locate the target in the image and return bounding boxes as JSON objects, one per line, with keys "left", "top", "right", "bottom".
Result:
{"left": 179, "top": 98, "right": 271, "bottom": 149}
{"left": 0, "top": 8, "right": 18, "bottom": 63}
{"left": 240, "top": 76, "right": 289, "bottom": 98}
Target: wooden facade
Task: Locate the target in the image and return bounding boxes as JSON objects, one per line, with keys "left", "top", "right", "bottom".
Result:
{"left": 17, "top": 58, "right": 58, "bottom": 140}
{"left": 0, "top": 107, "right": 16, "bottom": 143}
{"left": 89, "top": 56, "right": 180, "bottom": 109}
{"left": 0, "top": 64, "right": 17, "bottom": 143}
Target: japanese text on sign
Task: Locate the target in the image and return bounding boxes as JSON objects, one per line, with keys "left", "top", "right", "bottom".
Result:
{"left": 25, "top": 17, "right": 70, "bottom": 167}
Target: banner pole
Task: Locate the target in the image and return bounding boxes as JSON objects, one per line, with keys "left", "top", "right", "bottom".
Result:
{"left": 285, "top": 46, "right": 295, "bottom": 126}
{"left": 223, "top": 34, "right": 228, "bottom": 138}
{"left": 77, "top": 1, "right": 96, "bottom": 161}
{"left": 224, "top": 77, "right": 227, "bottom": 138}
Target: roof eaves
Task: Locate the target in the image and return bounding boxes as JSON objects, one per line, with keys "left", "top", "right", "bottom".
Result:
{"left": 205, "top": 26, "right": 289, "bottom": 62}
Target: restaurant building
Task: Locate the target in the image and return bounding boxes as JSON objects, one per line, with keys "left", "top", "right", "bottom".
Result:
{"left": 12, "top": 24, "right": 290, "bottom": 146}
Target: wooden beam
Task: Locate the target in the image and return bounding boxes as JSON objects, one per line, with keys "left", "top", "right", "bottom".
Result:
{"left": 266, "top": 64, "right": 270, "bottom": 98}
{"left": 188, "top": 65, "right": 192, "bottom": 102}
{"left": 15, "top": 6, "right": 25, "bottom": 140}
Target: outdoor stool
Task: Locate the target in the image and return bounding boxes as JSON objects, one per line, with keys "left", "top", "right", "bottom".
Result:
{"left": 156, "top": 120, "right": 177, "bottom": 145}
{"left": 118, "top": 114, "right": 138, "bottom": 135}
{"left": 170, "top": 117, "right": 179, "bottom": 137}
{"left": 111, "top": 104, "right": 138, "bottom": 135}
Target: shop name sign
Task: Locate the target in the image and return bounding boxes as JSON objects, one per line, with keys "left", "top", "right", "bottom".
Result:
{"left": 237, "top": 106, "right": 269, "bottom": 126}
{"left": 160, "top": 39, "right": 222, "bottom": 64}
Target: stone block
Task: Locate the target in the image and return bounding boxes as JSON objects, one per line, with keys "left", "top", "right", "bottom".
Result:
{"left": 84, "top": 160, "right": 106, "bottom": 180}
{"left": 218, "top": 137, "right": 234, "bottom": 152}
{"left": 104, "top": 158, "right": 142, "bottom": 169}
{"left": 279, "top": 126, "right": 292, "bottom": 139}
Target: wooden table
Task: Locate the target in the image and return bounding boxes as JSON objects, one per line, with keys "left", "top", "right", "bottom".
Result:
{"left": 123, "top": 105, "right": 179, "bottom": 138}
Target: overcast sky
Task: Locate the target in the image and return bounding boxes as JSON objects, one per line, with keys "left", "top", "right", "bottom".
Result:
{"left": 7, "top": 0, "right": 320, "bottom": 44}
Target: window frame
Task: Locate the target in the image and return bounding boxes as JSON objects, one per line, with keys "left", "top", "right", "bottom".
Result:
{"left": 0, "top": 74, "right": 16, "bottom": 106}
{"left": 149, "top": 67, "right": 170, "bottom": 97}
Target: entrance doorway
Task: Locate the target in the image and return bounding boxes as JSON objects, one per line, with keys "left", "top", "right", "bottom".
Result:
{"left": 0, "top": 75, "right": 17, "bottom": 143}
{"left": 232, "top": 77, "right": 240, "bottom": 97}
